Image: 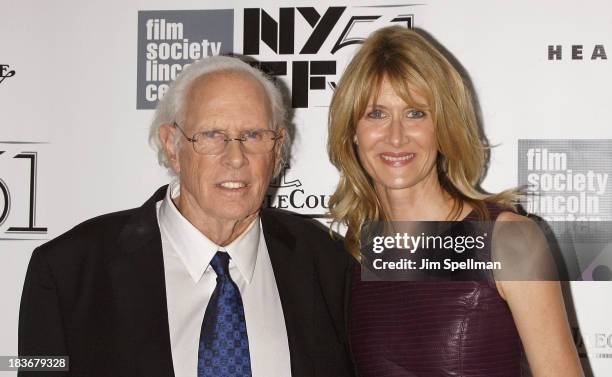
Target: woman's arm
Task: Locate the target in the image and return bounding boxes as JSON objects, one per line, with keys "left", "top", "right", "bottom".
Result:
{"left": 495, "top": 212, "right": 584, "bottom": 377}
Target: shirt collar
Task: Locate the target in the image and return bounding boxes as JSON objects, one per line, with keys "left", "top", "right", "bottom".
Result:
{"left": 158, "top": 180, "right": 259, "bottom": 284}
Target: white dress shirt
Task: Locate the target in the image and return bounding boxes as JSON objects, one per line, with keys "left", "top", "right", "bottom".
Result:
{"left": 156, "top": 181, "right": 291, "bottom": 377}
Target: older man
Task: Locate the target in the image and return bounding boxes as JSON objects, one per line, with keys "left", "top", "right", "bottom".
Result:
{"left": 18, "top": 56, "right": 354, "bottom": 377}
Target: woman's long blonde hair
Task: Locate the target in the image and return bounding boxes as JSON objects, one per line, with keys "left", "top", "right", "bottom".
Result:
{"left": 328, "top": 26, "right": 518, "bottom": 259}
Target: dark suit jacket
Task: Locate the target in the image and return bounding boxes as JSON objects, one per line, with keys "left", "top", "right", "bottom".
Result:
{"left": 18, "top": 186, "right": 355, "bottom": 377}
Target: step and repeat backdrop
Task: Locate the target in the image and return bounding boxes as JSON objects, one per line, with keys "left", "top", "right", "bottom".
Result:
{"left": 1, "top": 0, "right": 611, "bottom": 375}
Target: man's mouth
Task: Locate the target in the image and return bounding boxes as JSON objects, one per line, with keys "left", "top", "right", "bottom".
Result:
{"left": 217, "top": 181, "right": 248, "bottom": 189}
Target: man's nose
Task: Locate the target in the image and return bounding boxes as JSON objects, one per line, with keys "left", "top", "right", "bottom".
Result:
{"left": 222, "top": 139, "right": 248, "bottom": 168}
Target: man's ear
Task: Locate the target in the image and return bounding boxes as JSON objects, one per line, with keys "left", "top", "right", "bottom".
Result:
{"left": 274, "top": 128, "right": 286, "bottom": 160}
{"left": 272, "top": 128, "right": 286, "bottom": 176}
{"left": 159, "top": 124, "right": 181, "bottom": 173}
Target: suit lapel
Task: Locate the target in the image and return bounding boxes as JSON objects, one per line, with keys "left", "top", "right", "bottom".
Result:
{"left": 106, "top": 186, "right": 175, "bottom": 377}
{"left": 261, "top": 209, "right": 315, "bottom": 376}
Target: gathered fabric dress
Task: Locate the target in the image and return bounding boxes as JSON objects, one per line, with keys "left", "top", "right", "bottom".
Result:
{"left": 349, "top": 203, "right": 531, "bottom": 377}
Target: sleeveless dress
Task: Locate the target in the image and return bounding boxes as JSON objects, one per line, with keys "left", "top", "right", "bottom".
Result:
{"left": 349, "top": 203, "right": 531, "bottom": 377}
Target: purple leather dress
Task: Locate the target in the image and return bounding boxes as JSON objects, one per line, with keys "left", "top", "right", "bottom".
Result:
{"left": 349, "top": 204, "right": 531, "bottom": 377}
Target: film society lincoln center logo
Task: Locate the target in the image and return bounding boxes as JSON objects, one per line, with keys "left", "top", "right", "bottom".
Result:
{"left": 518, "top": 140, "right": 612, "bottom": 221}
{"left": 518, "top": 140, "right": 612, "bottom": 281}
{"left": 137, "top": 10, "right": 234, "bottom": 109}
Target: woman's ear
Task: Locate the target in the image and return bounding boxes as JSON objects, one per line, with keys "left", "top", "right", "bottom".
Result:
{"left": 353, "top": 135, "right": 359, "bottom": 146}
{"left": 159, "top": 124, "right": 181, "bottom": 173}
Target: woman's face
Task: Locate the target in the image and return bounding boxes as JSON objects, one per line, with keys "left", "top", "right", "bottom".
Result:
{"left": 354, "top": 78, "right": 438, "bottom": 193}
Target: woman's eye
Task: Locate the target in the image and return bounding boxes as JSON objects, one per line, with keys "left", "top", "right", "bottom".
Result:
{"left": 407, "top": 110, "right": 425, "bottom": 119}
{"left": 367, "top": 109, "right": 386, "bottom": 119}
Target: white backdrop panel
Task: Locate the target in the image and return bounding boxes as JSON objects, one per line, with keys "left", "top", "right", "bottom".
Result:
{"left": 1, "top": 0, "right": 611, "bottom": 375}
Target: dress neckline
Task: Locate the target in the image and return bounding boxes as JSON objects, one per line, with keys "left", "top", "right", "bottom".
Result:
{"left": 460, "top": 207, "right": 477, "bottom": 221}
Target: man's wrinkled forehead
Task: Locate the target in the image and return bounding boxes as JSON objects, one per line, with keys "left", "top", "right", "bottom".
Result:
{"left": 181, "top": 69, "right": 272, "bottom": 125}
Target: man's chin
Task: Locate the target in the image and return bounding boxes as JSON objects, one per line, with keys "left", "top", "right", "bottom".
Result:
{"left": 215, "top": 208, "right": 260, "bottom": 223}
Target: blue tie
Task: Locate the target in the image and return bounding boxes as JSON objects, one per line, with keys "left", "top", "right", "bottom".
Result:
{"left": 198, "top": 251, "right": 252, "bottom": 377}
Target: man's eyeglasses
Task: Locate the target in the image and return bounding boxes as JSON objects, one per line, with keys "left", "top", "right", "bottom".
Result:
{"left": 173, "top": 122, "right": 281, "bottom": 155}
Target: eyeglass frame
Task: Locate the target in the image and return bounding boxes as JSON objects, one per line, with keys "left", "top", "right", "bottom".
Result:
{"left": 172, "top": 121, "right": 282, "bottom": 155}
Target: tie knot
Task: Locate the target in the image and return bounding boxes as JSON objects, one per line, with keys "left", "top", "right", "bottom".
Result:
{"left": 209, "top": 251, "right": 231, "bottom": 277}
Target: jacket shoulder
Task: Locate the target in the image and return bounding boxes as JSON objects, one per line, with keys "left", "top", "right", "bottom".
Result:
{"left": 34, "top": 207, "right": 139, "bottom": 261}
{"left": 261, "top": 208, "right": 347, "bottom": 257}
{"left": 262, "top": 208, "right": 334, "bottom": 236}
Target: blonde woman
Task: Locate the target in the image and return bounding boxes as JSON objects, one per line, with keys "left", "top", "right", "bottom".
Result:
{"left": 328, "top": 26, "right": 583, "bottom": 377}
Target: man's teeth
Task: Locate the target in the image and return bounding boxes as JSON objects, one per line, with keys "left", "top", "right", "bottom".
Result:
{"left": 219, "top": 182, "right": 246, "bottom": 189}
{"left": 381, "top": 153, "right": 415, "bottom": 162}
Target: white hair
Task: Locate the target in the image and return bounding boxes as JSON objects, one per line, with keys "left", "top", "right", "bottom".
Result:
{"left": 149, "top": 55, "right": 290, "bottom": 176}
